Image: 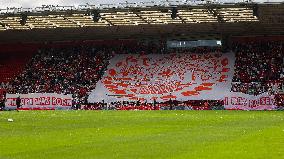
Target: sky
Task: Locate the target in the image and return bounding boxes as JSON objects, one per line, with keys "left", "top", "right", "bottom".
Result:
{"left": 0, "top": 0, "right": 282, "bottom": 8}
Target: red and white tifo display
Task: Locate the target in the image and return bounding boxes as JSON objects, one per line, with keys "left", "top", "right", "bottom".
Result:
{"left": 89, "top": 53, "right": 277, "bottom": 110}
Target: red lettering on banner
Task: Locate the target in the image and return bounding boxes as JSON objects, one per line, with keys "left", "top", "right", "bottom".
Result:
{"left": 56, "top": 98, "right": 62, "bottom": 105}
{"left": 231, "top": 97, "right": 239, "bottom": 105}
{"left": 6, "top": 98, "right": 17, "bottom": 106}
{"left": 46, "top": 97, "right": 51, "bottom": 105}
{"left": 5, "top": 94, "right": 73, "bottom": 109}
{"left": 62, "top": 99, "right": 72, "bottom": 106}
{"left": 224, "top": 94, "right": 276, "bottom": 110}
{"left": 224, "top": 97, "right": 228, "bottom": 105}
{"left": 51, "top": 97, "right": 56, "bottom": 105}
{"left": 23, "top": 98, "right": 33, "bottom": 105}
{"left": 249, "top": 99, "right": 258, "bottom": 108}
{"left": 259, "top": 97, "right": 272, "bottom": 106}
{"left": 34, "top": 97, "right": 39, "bottom": 105}
{"left": 35, "top": 97, "right": 48, "bottom": 106}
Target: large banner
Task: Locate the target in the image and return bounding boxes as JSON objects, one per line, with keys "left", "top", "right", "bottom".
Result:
{"left": 89, "top": 53, "right": 235, "bottom": 102}
{"left": 88, "top": 53, "right": 279, "bottom": 110}
{"left": 5, "top": 93, "right": 73, "bottom": 110}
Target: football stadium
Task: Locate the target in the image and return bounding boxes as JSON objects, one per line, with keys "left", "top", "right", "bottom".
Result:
{"left": 0, "top": 0, "right": 283, "bottom": 158}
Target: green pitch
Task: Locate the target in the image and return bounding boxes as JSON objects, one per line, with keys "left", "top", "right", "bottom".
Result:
{"left": 0, "top": 111, "right": 284, "bottom": 159}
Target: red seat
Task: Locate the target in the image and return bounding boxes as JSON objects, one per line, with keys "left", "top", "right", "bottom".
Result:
{"left": 0, "top": 53, "right": 34, "bottom": 83}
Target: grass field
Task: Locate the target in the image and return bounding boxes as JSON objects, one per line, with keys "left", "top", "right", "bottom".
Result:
{"left": 0, "top": 111, "right": 284, "bottom": 159}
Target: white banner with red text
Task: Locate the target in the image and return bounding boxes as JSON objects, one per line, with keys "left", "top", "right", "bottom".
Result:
{"left": 5, "top": 93, "right": 73, "bottom": 110}
{"left": 224, "top": 92, "right": 277, "bottom": 110}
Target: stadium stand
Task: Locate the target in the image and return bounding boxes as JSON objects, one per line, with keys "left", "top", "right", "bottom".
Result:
{"left": 0, "top": 3, "right": 283, "bottom": 110}
{"left": 231, "top": 41, "right": 284, "bottom": 95}
{"left": 0, "top": 52, "right": 34, "bottom": 83}
{"left": 7, "top": 46, "right": 112, "bottom": 102}
{"left": 0, "top": 37, "right": 283, "bottom": 110}
{"left": 0, "top": 38, "right": 283, "bottom": 110}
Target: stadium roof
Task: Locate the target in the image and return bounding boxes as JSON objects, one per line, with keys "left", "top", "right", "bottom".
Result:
{"left": 1, "top": 0, "right": 283, "bottom": 13}
{"left": 0, "top": 3, "right": 282, "bottom": 43}
{"left": 0, "top": 4, "right": 260, "bottom": 29}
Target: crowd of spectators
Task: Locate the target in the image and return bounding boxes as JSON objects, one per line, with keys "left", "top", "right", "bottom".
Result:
{"left": 7, "top": 45, "right": 113, "bottom": 102}
{"left": 231, "top": 41, "right": 284, "bottom": 95}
